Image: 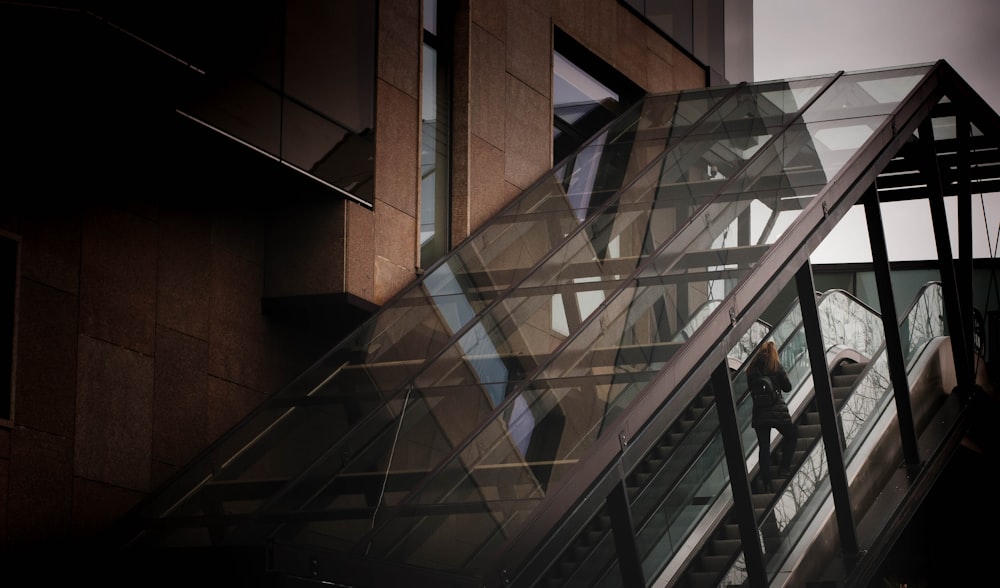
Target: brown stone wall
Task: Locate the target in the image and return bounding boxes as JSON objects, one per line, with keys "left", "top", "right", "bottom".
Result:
{"left": 373, "top": 0, "right": 423, "bottom": 304}
{"left": 0, "top": 205, "right": 332, "bottom": 550}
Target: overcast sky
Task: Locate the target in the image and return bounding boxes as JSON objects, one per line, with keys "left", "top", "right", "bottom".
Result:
{"left": 753, "top": 0, "right": 1000, "bottom": 262}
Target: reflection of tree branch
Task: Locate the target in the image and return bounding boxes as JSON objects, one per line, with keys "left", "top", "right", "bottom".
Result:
{"left": 714, "top": 285, "right": 947, "bottom": 584}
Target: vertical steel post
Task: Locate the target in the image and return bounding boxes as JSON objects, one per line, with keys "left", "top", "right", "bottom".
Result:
{"left": 711, "top": 360, "right": 767, "bottom": 587}
{"left": 956, "top": 115, "right": 975, "bottom": 353}
{"left": 607, "top": 473, "right": 645, "bottom": 588}
{"left": 863, "top": 185, "right": 922, "bottom": 474}
{"left": 794, "top": 262, "right": 859, "bottom": 555}
{"left": 918, "top": 118, "right": 976, "bottom": 393}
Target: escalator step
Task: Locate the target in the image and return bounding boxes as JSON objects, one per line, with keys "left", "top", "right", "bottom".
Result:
{"left": 839, "top": 361, "right": 868, "bottom": 375}
{"left": 712, "top": 538, "right": 740, "bottom": 554}
{"left": 653, "top": 444, "right": 674, "bottom": 458}
{"left": 667, "top": 432, "right": 686, "bottom": 445}
{"left": 720, "top": 523, "right": 741, "bottom": 540}
{"left": 699, "top": 553, "right": 731, "bottom": 571}
{"left": 831, "top": 373, "right": 858, "bottom": 387}
{"left": 686, "top": 570, "right": 721, "bottom": 588}
{"left": 832, "top": 386, "right": 852, "bottom": 399}
{"left": 798, "top": 423, "right": 820, "bottom": 439}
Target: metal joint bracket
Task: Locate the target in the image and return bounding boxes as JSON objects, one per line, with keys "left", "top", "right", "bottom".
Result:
{"left": 619, "top": 431, "right": 628, "bottom": 450}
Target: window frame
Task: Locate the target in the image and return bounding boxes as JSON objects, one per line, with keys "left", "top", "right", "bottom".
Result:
{"left": 552, "top": 28, "right": 644, "bottom": 164}
{"left": 0, "top": 230, "right": 19, "bottom": 425}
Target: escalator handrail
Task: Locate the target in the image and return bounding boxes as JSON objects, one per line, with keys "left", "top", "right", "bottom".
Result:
{"left": 703, "top": 281, "right": 945, "bottom": 587}
{"left": 553, "top": 286, "right": 880, "bottom": 586}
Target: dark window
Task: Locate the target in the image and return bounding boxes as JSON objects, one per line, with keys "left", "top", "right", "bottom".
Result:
{"left": 553, "top": 29, "right": 643, "bottom": 164}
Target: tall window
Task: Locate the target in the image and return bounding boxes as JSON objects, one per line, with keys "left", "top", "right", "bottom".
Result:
{"left": 0, "top": 233, "right": 17, "bottom": 422}
{"left": 420, "top": 0, "right": 453, "bottom": 267}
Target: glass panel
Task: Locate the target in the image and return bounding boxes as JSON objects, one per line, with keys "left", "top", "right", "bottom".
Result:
{"left": 800, "top": 66, "right": 930, "bottom": 124}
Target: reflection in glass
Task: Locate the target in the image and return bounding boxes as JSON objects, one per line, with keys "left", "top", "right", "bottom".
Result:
{"left": 174, "top": 0, "right": 378, "bottom": 205}
{"left": 421, "top": 0, "right": 451, "bottom": 266}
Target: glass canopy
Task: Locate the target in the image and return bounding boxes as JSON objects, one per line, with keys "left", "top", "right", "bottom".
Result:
{"left": 112, "top": 61, "right": 996, "bottom": 588}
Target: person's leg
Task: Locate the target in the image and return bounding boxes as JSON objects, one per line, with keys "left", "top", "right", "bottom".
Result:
{"left": 755, "top": 426, "right": 773, "bottom": 492}
{"left": 777, "top": 422, "right": 798, "bottom": 475}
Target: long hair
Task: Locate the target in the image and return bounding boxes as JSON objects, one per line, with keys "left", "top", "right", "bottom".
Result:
{"left": 754, "top": 340, "right": 782, "bottom": 373}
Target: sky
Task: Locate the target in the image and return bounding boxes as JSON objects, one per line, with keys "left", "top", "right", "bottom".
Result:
{"left": 753, "top": 0, "right": 1000, "bottom": 263}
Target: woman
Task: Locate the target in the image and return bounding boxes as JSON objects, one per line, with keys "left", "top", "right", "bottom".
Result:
{"left": 747, "top": 340, "right": 796, "bottom": 493}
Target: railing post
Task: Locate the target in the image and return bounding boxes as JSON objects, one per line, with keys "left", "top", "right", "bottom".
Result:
{"left": 918, "top": 118, "right": 976, "bottom": 395}
{"left": 794, "top": 261, "right": 860, "bottom": 558}
{"left": 955, "top": 114, "right": 976, "bottom": 357}
{"left": 607, "top": 471, "right": 645, "bottom": 588}
{"left": 711, "top": 360, "right": 768, "bottom": 587}
{"left": 863, "top": 185, "right": 922, "bottom": 475}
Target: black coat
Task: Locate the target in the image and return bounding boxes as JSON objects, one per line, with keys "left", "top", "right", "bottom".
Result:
{"left": 747, "top": 365, "right": 793, "bottom": 428}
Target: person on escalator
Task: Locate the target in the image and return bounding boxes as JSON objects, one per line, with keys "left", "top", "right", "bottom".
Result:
{"left": 747, "top": 340, "right": 796, "bottom": 494}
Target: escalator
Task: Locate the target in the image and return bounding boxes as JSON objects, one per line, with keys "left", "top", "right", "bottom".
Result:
{"left": 105, "top": 61, "right": 1000, "bottom": 588}
{"left": 536, "top": 283, "right": 950, "bottom": 588}
{"left": 666, "top": 284, "right": 952, "bottom": 588}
